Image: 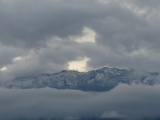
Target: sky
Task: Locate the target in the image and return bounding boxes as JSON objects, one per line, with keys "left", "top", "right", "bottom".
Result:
{"left": 1, "top": 0, "right": 160, "bottom": 80}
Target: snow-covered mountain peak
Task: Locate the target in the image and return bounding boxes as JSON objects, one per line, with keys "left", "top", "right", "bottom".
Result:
{"left": 2, "top": 67, "right": 160, "bottom": 91}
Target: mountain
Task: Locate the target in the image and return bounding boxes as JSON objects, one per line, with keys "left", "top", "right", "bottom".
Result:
{"left": 2, "top": 67, "right": 160, "bottom": 91}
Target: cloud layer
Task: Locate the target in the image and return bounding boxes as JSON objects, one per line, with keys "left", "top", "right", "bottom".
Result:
{"left": 1, "top": 0, "right": 160, "bottom": 79}
{"left": 0, "top": 84, "right": 160, "bottom": 120}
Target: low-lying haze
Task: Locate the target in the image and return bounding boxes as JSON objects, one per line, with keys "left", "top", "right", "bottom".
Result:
{"left": 0, "top": 84, "right": 160, "bottom": 120}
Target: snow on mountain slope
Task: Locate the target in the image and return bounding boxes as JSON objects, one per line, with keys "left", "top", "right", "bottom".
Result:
{"left": 2, "top": 67, "right": 160, "bottom": 91}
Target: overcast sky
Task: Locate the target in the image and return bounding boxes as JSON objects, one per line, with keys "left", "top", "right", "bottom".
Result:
{"left": 1, "top": 0, "right": 160, "bottom": 79}
{"left": 1, "top": 84, "right": 160, "bottom": 120}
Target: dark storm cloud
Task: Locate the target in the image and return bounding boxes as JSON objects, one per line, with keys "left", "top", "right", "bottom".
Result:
{"left": 1, "top": 0, "right": 159, "bottom": 49}
{"left": 0, "top": 0, "right": 107, "bottom": 47}
{"left": 0, "top": 84, "right": 160, "bottom": 120}
{"left": 88, "top": 1, "right": 160, "bottom": 52}
{"left": 1, "top": 0, "right": 160, "bottom": 79}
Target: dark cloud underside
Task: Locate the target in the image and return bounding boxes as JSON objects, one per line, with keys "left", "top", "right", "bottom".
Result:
{"left": 1, "top": 0, "right": 160, "bottom": 79}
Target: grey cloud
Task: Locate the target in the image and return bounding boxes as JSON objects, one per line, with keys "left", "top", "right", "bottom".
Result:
{"left": 0, "top": 0, "right": 106, "bottom": 47}
{"left": 0, "top": 0, "right": 159, "bottom": 49}
{"left": 0, "top": 84, "right": 160, "bottom": 120}
{"left": 129, "top": 0, "right": 160, "bottom": 8}
{"left": 0, "top": 39, "right": 86, "bottom": 80}
{"left": 1, "top": 1, "right": 160, "bottom": 119}
{"left": 74, "top": 42, "right": 160, "bottom": 72}
{"left": 1, "top": 0, "right": 160, "bottom": 79}
{"left": 0, "top": 45, "right": 25, "bottom": 66}
{"left": 91, "top": 8, "right": 160, "bottom": 52}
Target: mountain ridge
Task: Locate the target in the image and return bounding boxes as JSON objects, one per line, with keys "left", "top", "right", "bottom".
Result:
{"left": 2, "top": 67, "right": 160, "bottom": 91}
